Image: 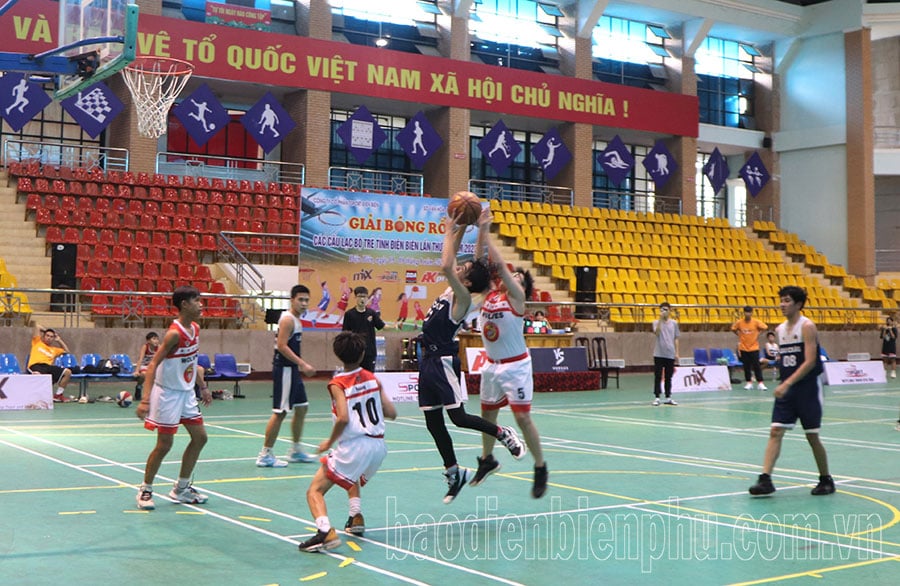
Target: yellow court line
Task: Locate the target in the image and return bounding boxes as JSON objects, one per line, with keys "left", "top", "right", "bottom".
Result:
{"left": 1, "top": 484, "right": 131, "bottom": 495}
{"left": 728, "top": 554, "right": 900, "bottom": 586}
{"left": 123, "top": 510, "right": 150, "bottom": 514}
{"left": 58, "top": 510, "right": 95, "bottom": 515}
{"left": 339, "top": 557, "right": 354, "bottom": 567}
{"left": 299, "top": 571, "right": 327, "bottom": 581}
{"left": 347, "top": 541, "right": 361, "bottom": 552}
{"left": 176, "top": 511, "right": 206, "bottom": 515}
{"left": 238, "top": 516, "right": 271, "bottom": 522}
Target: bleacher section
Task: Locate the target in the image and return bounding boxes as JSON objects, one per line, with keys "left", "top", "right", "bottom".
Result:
{"left": 0, "top": 256, "right": 31, "bottom": 324}
{"left": 490, "top": 200, "right": 892, "bottom": 331}
{"left": 8, "top": 162, "right": 302, "bottom": 326}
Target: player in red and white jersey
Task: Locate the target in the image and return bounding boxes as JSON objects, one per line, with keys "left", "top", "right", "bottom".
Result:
{"left": 472, "top": 213, "right": 548, "bottom": 498}
{"left": 298, "top": 332, "right": 397, "bottom": 553}
{"left": 135, "top": 287, "right": 212, "bottom": 511}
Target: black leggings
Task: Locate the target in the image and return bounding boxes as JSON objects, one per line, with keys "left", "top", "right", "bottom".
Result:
{"left": 424, "top": 406, "right": 499, "bottom": 469}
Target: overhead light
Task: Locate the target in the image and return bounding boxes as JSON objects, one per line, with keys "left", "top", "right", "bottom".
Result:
{"left": 375, "top": 37, "right": 389, "bottom": 47}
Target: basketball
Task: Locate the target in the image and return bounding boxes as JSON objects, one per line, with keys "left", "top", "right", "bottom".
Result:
{"left": 116, "top": 391, "right": 133, "bottom": 408}
{"left": 447, "top": 191, "right": 482, "bottom": 225}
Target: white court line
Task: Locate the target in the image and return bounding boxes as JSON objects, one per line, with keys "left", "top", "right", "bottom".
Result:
{"left": 0, "top": 426, "right": 524, "bottom": 586}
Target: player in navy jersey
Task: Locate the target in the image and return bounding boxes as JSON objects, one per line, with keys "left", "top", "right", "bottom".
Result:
{"left": 256, "top": 284, "right": 318, "bottom": 467}
{"left": 749, "top": 286, "right": 835, "bottom": 497}
{"left": 418, "top": 212, "right": 526, "bottom": 504}
{"left": 298, "top": 332, "right": 396, "bottom": 552}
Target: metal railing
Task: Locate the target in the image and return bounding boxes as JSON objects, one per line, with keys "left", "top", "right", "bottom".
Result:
{"left": 156, "top": 152, "right": 304, "bottom": 186}
{"left": 468, "top": 179, "right": 573, "bottom": 206}
{"left": 327, "top": 166, "right": 424, "bottom": 195}
{"left": 2, "top": 138, "right": 129, "bottom": 171}
{"left": 591, "top": 190, "right": 682, "bottom": 214}
{"left": 217, "top": 232, "right": 271, "bottom": 293}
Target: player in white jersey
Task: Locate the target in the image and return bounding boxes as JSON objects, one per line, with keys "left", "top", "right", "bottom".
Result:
{"left": 749, "top": 286, "right": 834, "bottom": 497}
{"left": 298, "top": 332, "right": 397, "bottom": 553}
{"left": 135, "top": 287, "right": 212, "bottom": 510}
{"left": 471, "top": 216, "right": 547, "bottom": 498}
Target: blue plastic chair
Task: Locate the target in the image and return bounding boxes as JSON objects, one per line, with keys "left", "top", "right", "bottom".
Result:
{"left": 197, "top": 353, "right": 219, "bottom": 379}
{"left": 81, "top": 353, "right": 114, "bottom": 378}
{"left": 109, "top": 353, "right": 136, "bottom": 378}
{"left": 212, "top": 353, "right": 246, "bottom": 398}
{"left": 0, "top": 354, "right": 22, "bottom": 374}
{"left": 693, "top": 348, "right": 711, "bottom": 366}
{"left": 719, "top": 348, "right": 743, "bottom": 367}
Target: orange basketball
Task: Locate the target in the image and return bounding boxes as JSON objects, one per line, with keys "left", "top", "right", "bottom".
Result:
{"left": 447, "top": 191, "right": 482, "bottom": 225}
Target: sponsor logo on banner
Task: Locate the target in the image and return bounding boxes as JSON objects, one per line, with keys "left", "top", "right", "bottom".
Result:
{"left": 374, "top": 372, "right": 421, "bottom": 403}
{"left": 671, "top": 365, "right": 732, "bottom": 392}
{"left": 466, "top": 347, "right": 589, "bottom": 374}
{"left": 405, "top": 270, "right": 418, "bottom": 283}
{"left": 823, "top": 361, "right": 886, "bottom": 385}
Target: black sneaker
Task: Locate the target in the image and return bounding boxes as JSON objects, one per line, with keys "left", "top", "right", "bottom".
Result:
{"left": 298, "top": 528, "right": 341, "bottom": 552}
{"left": 749, "top": 473, "right": 776, "bottom": 496}
{"left": 497, "top": 426, "right": 527, "bottom": 460}
{"left": 811, "top": 475, "right": 836, "bottom": 495}
{"left": 532, "top": 464, "right": 548, "bottom": 499}
{"left": 134, "top": 383, "right": 143, "bottom": 401}
{"left": 344, "top": 513, "right": 365, "bottom": 535}
{"left": 469, "top": 455, "right": 501, "bottom": 487}
{"left": 443, "top": 466, "right": 468, "bottom": 504}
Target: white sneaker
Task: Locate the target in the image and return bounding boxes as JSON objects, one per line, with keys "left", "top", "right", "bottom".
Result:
{"left": 256, "top": 452, "right": 289, "bottom": 468}
{"left": 136, "top": 488, "right": 155, "bottom": 510}
{"left": 891, "top": 371, "right": 896, "bottom": 379}
{"left": 743, "top": 382, "right": 754, "bottom": 390}
{"left": 169, "top": 483, "right": 208, "bottom": 504}
{"left": 757, "top": 382, "right": 767, "bottom": 391}
{"left": 652, "top": 397, "right": 660, "bottom": 406}
{"left": 664, "top": 398, "right": 678, "bottom": 406}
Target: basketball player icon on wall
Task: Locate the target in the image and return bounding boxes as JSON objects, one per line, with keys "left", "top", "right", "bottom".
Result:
{"left": 241, "top": 92, "right": 296, "bottom": 154}
{"left": 173, "top": 84, "right": 230, "bottom": 146}
{"left": 532, "top": 127, "right": 571, "bottom": 181}
{"left": 60, "top": 82, "right": 125, "bottom": 139}
{"left": 477, "top": 119, "right": 521, "bottom": 175}
{"left": 0, "top": 73, "right": 51, "bottom": 132}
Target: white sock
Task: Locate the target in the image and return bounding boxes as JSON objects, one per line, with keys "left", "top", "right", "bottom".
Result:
{"left": 141, "top": 483, "right": 153, "bottom": 492}
{"left": 260, "top": 447, "right": 272, "bottom": 456}
{"left": 177, "top": 477, "right": 190, "bottom": 489}
{"left": 315, "top": 516, "right": 331, "bottom": 532}
{"left": 55, "top": 387, "right": 64, "bottom": 395}
{"left": 293, "top": 442, "right": 303, "bottom": 452}
{"left": 348, "top": 497, "right": 361, "bottom": 516}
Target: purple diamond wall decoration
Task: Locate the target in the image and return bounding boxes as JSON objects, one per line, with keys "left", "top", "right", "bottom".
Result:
{"left": 532, "top": 127, "right": 571, "bottom": 181}
{"left": 336, "top": 105, "right": 388, "bottom": 165}
{"left": 396, "top": 111, "right": 442, "bottom": 169}
{"left": 477, "top": 120, "right": 521, "bottom": 175}
{"left": 739, "top": 152, "right": 770, "bottom": 197}
{"left": 173, "top": 84, "right": 230, "bottom": 147}
{"left": 60, "top": 82, "right": 124, "bottom": 139}
{"left": 0, "top": 73, "right": 51, "bottom": 132}
{"left": 241, "top": 93, "right": 296, "bottom": 154}
{"left": 642, "top": 140, "right": 678, "bottom": 190}
{"left": 598, "top": 135, "right": 634, "bottom": 186}
{"left": 703, "top": 147, "right": 730, "bottom": 194}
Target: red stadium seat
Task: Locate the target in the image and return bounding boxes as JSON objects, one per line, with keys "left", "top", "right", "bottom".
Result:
{"left": 70, "top": 210, "right": 88, "bottom": 227}
{"left": 194, "top": 265, "right": 212, "bottom": 282}
{"left": 160, "top": 263, "right": 178, "bottom": 281}
{"left": 151, "top": 231, "right": 167, "bottom": 248}
{"left": 93, "top": 245, "right": 111, "bottom": 261}
{"left": 82, "top": 228, "right": 98, "bottom": 246}
{"left": 182, "top": 249, "right": 198, "bottom": 265}
{"left": 201, "top": 234, "right": 217, "bottom": 251}
{"left": 118, "top": 278, "right": 137, "bottom": 292}
{"left": 87, "top": 211, "right": 106, "bottom": 228}
{"left": 111, "top": 245, "right": 129, "bottom": 263}
{"left": 106, "top": 261, "right": 123, "bottom": 278}
{"left": 79, "top": 276, "right": 98, "bottom": 291}
{"left": 169, "top": 233, "right": 184, "bottom": 249}
{"left": 143, "top": 262, "right": 159, "bottom": 280}
{"left": 178, "top": 265, "right": 194, "bottom": 280}
{"left": 185, "top": 232, "right": 200, "bottom": 250}
{"left": 99, "top": 229, "right": 117, "bottom": 246}
{"left": 44, "top": 225, "right": 63, "bottom": 242}
{"left": 165, "top": 248, "right": 181, "bottom": 263}
{"left": 86, "top": 259, "right": 105, "bottom": 277}
{"left": 137, "top": 278, "right": 154, "bottom": 292}
{"left": 147, "top": 247, "right": 164, "bottom": 264}
{"left": 129, "top": 246, "right": 146, "bottom": 263}
{"left": 61, "top": 227, "right": 80, "bottom": 244}
{"left": 144, "top": 200, "right": 160, "bottom": 215}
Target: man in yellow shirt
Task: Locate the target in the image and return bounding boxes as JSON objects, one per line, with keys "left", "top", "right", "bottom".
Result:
{"left": 28, "top": 323, "right": 73, "bottom": 402}
{"left": 732, "top": 306, "right": 768, "bottom": 390}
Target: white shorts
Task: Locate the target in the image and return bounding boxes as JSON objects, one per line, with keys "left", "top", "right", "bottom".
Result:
{"left": 324, "top": 435, "right": 387, "bottom": 490}
{"left": 479, "top": 355, "right": 533, "bottom": 413}
{"left": 143, "top": 385, "right": 203, "bottom": 434}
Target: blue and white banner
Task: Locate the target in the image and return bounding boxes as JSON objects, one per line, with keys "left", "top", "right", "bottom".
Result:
{"left": 466, "top": 346, "right": 588, "bottom": 374}
{"left": 60, "top": 82, "right": 124, "bottom": 139}
{"left": 598, "top": 135, "right": 634, "bottom": 187}
{"left": 823, "top": 361, "right": 886, "bottom": 385}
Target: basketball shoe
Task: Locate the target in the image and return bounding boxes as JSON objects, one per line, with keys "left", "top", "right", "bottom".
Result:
{"left": 169, "top": 483, "right": 208, "bottom": 504}
{"left": 136, "top": 487, "right": 155, "bottom": 510}
{"left": 344, "top": 513, "right": 365, "bottom": 535}
{"left": 497, "top": 426, "right": 526, "bottom": 460}
{"left": 469, "top": 455, "right": 501, "bottom": 487}
{"left": 532, "top": 464, "right": 548, "bottom": 499}
{"left": 811, "top": 475, "right": 836, "bottom": 495}
{"left": 256, "top": 451, "right": 288, "bottom": 468}
{"left": 443, "top": 466, "right": 469, "bottom": 504}
{"left": 298, "top": 528, "right": 341, "bottom": 553}
{"left": 749, "top": 473, "right": 776, "bottom": 496}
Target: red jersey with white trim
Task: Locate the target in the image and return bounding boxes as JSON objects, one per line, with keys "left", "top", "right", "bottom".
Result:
{"left": 479, "top": 290, "right": 527, "bottom": 361}
{"left": 155, "top": 320, "right": 200, "bottom": 392}
{"left": 330, "top": 368, "right": 386, "bottom": 440}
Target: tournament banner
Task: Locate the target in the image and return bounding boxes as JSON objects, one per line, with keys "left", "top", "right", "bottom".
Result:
{"left": 822, "top": 361, "right": 886, "bottom": 385}
{"left": 0, "top": 374, "right": 53, "bottom": 410}
{"left": 670, "top": 365, "right": 732, "bottom": 393}
{"left": 375, "top": 371, "right": 466, "bottom": 403}
{"left": 298, "top": 188, "right": 481, "bottom": 330}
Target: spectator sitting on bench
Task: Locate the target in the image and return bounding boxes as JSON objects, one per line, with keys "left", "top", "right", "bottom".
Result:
{"left": 28, "top": 323, "right": 72, "bottom": 403}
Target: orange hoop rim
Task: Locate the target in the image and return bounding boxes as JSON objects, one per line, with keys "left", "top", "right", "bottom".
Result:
{"left": 124, "top": 56, "right": 195, "bottom": 76}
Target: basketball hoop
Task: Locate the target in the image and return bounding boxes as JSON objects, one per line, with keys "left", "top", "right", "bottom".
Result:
{"left": 121, "top": 56, "right": 194, "bottom": 139}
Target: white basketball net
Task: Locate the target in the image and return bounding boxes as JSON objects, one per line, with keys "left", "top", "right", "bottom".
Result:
{"left": 121, "top": 57, "right": 194, "bottom": 138}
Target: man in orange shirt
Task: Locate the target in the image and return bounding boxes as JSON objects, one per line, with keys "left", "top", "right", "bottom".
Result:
{"left": 28, "top": 322, "right": 73, "bottom": 402}
{"left": 732, "top": 306, "right": 768, "bottom": 390}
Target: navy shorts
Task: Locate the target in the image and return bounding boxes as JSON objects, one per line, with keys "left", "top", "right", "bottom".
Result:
{"left": 417, "top": 353, "right": 466, "bottom": 410}
{"left": 272, "top": 362, "right": 308, "bottom": 412}
{"left": 771, "top": 378, "right": 823, "bottom": 432}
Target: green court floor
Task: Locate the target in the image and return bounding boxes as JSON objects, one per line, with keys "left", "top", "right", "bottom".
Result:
{"left": 1, "top": 374, "right": 899, "bottom": 585}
